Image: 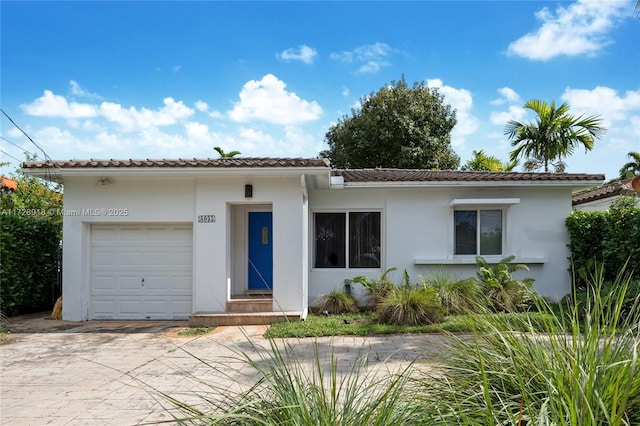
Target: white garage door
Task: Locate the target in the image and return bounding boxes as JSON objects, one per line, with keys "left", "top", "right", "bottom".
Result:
{"left": 91, "top": 224, "right": 193, "bottom": 320}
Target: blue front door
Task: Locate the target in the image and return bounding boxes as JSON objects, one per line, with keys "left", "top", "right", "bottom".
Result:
{"left": 248, "top": 212, "right": 273, "bottom": 290}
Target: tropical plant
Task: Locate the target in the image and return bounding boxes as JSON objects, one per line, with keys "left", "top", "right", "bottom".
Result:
{"left": 460, "top": 149, "right": 518, "bottom": 172}
{"left": 213, "top": 146, "right": 241, "bottom": 158}
{"left": 321, "top": 76, "right": 460, "bottom": 169}
{"left": 473, "top": 255, "right": 536, "bottom": 312}
{"left": 314, "top": 288, "right": 359, "bottom": 314}
{"left": 352, "top": 267, "right": 398, "bottom": 307}
{"left": 376, "top": 271, "right": 445, "bottom": 326}
{"left": 619, "top": 151, "right": 640, "bottom": 179}
{"left": 421, "top": 269, "right": 485, "bottom": 315}
{"left": 505, "top": 99, "right": 605, "bottom": 172}
{"left": 416, "top": 264, "right": 640, "bottom": 425}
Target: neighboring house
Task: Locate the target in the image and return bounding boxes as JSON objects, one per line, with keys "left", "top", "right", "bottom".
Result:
{"left": 0, "top": 176, "right": 17, "bottom": 194}
{"left": 23, "top": 158, "right": 603, "bottom": 322}
{"left": 572, "top": 177, "right": 639, "bottom": 211}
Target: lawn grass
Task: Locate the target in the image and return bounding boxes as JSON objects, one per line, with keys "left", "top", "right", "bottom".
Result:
{"left": 176, "top": 326, "right": 217, "bottom": 336}
{"left": 265, "top": 310, "right": 556, "bottom": 338}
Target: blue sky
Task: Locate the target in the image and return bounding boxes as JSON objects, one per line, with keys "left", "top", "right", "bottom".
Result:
{"left": 1, "top": 0, "right": 639, "bottom": 180}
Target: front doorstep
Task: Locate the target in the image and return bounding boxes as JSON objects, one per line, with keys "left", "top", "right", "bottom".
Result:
{"left": 189, "top": 311, "right": 302, "bottom": 327}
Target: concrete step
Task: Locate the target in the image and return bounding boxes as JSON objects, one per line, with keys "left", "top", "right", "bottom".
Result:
{"left": 226, "top": 299, "right": 273, "bottom": 313}
{"left": 189, "top": 311, "right": 302, "bottom": 327}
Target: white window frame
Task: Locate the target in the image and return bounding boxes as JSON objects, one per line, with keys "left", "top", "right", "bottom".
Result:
{"left": 312, "top": 210, "right": 383, "bottom": 270}
{"left": 449, "top": 198, "right": 519, "bottom": 258}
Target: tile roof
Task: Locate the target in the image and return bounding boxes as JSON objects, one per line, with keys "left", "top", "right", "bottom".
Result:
{"left": 22, "top": 158, "right": 330, "bottom": 169}
{"left": 1, "top": 176, "right": 18, "bottom": 191}
{"left": 333, "top": 169, "right": 605, "bottom": 183}
{"left": 572, "top": 177, "right": 639, "bottom": 205}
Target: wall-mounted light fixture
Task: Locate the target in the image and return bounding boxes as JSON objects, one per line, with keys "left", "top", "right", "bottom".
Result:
{"left": 245, "top": 184, "right": 253, "bottom": 198}
{"left": 96, "top": 176, "right": 112, "bottom": 186}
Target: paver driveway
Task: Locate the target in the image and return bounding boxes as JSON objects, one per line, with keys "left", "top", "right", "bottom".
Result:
{"left": 0, "top": 314, "right": 446, "bottom": 425}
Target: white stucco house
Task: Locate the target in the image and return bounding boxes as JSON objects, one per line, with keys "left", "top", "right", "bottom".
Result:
{"left": 24, "top": 158, "right": 603, "bottom": 324}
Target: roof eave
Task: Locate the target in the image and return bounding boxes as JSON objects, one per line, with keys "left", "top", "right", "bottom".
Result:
{"left": 341, "top": 179, "right": 605, "bottom": 188}
{"left": 24, "top": 166, "right": 331, "bottom": 183}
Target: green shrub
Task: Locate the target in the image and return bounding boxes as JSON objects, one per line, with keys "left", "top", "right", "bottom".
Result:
{"left": 473, "top": 256, "right": 536, "bottom": 313}
{"left": 314, "top": 289, "right": 359, "bottom": 314}
{"left": 567, "top": 196, "right": 639, "bottom": 288}
{"left": 0, "top": 214, "right": 61, "bottom": 317}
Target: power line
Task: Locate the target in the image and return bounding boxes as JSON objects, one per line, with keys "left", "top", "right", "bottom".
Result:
{"left": 0, "top": 136, "right": 39, "bottom": 158}
{"left": 0, "top": 108, "right": 52, "bottom": 162}
{"left": 0, "top": 149, "right": 23, "bottom": 163}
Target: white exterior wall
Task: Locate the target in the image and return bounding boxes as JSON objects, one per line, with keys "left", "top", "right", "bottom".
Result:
{"left": 573, "top": 197, "right": 616, "bottom": 211}
{"left": 61, "top": 174, "right": 307, "bottom": 321}
{"left": 308, "top": 186, "right": 574, "bottom": 304}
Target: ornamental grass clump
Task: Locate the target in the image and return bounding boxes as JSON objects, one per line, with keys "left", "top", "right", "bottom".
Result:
{"left": 315, "top": 288, "right": 359, "bottom": 314}
{"left": 414, "top": 264, "right": 640, "bottom": 425}
{"left": 420, "top": 269, "right": 485, "bottom": 315}
{"left": 160, "top": 337, "right": 420, "bottom": 425}
{"left": 377, "top": 270, "right": 445, "bottom": 326}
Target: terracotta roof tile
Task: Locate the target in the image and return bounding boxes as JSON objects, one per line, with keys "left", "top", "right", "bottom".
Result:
{"left": 1, "top": 176, "right": 18, "bottom": 191}
{"left": 333, "top": 169, "right": 605, "bottom": 183}
{"left": 23, "top": 157, "right": 330, "bottom": 169}
{"left": 572, "top": 177, "right": 639, "bottom": 205}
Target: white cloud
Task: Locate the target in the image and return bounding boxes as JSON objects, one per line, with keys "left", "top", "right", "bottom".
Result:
{"left": 491, "top": 87, "right": 522, "bottom": 105}
{"left": 489, "top": 87, "right": 527, "bottom": 126}
{"left": 427, "top": 79, "right": 478, "bottom": 148}
{"left": 99, "top": 97, "right": 194, "bottom": 132}
{"left": 277, "top": 45, "right": 318, "bottom": 64}
{"left": 507, "top": 0, "right": 629, "bottom": 61}
{"left": 227, "top": 74, "right": 322, "bottom": 125}
{"left": 330, "top": 42, "right": 392, "bottom": 74}
{"left": 69, "top": 80, "right": 102, "bottom": 100}
{"left": 341, "top": 87, "right": 350, "bottom": 98}
{"left": 490, "top": 106, "right": 528, "bottom": 126}
{"left": 22, "top": 90, "right": 98, "bottom": 118}
{"left": 561, "top": 86, "right": 640, "bottom": 126}
{"left": 172, "top": 65, "right": 182, "bottom": 73}
{"left": 194, "top": 100, "right": 209, "bottom": 112}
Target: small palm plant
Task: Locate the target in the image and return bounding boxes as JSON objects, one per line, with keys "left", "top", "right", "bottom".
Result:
{"left": 352, "top": 267, "right": 398, "bottom": 307}
{"left": 474, "top": 255, "right": 536, "bottom": 312}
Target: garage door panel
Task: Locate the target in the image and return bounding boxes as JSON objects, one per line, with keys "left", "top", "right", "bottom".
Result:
{"left": 93, "top": 250, "right": 117, "bottom": 267}
{"left": 91, "top": 224, "right": 193, "bottom": 320}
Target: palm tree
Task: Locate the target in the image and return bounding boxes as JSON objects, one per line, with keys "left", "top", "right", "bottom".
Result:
{"left": 619, "top": 151, "right": 640, "bottom": 179}
{"left": 214, "top": 146, "right": 241, "bottom": 158}
{"left": 505, "top": 100, "right": 606, "bottom": 172}
{"left": 461, "top": 150, "right": 518, "bottom": 171}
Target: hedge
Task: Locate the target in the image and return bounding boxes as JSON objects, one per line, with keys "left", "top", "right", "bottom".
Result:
{"left": 0, "top": 214, "right": 61, "bottom": 317}
{"left": 566, "top": 196, "right": 640, "bottom": 288}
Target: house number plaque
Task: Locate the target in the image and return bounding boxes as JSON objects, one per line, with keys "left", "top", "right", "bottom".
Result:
{"left": 198, "top": 215, "right": 216, "bottom": 223}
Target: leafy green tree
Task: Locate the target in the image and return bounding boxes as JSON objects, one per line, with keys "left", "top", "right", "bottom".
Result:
{"left": 505, "top": 100, "right": 605, "bottom": 172}
{"left": 214, "top": 146, "right": 241, "bottom": 158}
{"left": 461, "top": 150, "right": 518, "bottom": 171}
{"left": 321, "top": 76, "right": 460, "bottom": 169}
{"left": 619, "top": 151, "right": 640, "bottom": 179}
{"left": 0, "top": 156, "right": 63, "bottom": 226}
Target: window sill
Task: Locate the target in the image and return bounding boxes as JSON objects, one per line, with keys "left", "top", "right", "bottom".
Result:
{"left": 414, "top": 257, "right": 547, "bottom": 265}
